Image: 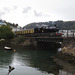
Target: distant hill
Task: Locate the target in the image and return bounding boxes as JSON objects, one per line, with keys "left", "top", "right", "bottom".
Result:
{"left": 23, "top": 20, "right": 75, "bottom": 30}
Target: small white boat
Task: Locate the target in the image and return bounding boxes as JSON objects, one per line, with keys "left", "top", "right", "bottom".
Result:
{"left": 4, "top": 46, "right": 12, "bottom": 50}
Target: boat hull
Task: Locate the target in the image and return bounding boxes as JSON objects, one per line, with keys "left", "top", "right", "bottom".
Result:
{"left": 4, "top": 46, "right": 12, "bottom": 50}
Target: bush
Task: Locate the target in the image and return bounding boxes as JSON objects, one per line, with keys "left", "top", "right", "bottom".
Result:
{"left": 0, "top": 25, "right": 14, "bottom": 39}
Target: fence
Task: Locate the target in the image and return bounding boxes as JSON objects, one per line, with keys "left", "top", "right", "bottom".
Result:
{"left": 59, "top": 30, "right": 75, "bottom": 37}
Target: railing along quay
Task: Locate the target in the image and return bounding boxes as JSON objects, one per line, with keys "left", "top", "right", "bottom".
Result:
{"left": 60, "top": 30, "right": 75, "bottom": 42}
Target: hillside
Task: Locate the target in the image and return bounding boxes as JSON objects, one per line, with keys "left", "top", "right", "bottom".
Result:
{"left": 24, "top": 20, "right": 75, "bottom": 30}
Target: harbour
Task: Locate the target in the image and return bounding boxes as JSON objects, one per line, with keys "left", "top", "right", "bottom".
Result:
{"left": 0, "top": 45, "right": 75, "bottom": 75}
{"left": 0, "top": 47, "right": 58, "bottom": 75}
{"left": 0, "top": 0, "right": 75, "bottom": 75}
{"left": 0, "top": 21, "right": 75, "bottom": 75}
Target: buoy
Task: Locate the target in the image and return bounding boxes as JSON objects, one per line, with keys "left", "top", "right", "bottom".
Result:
{"left": 14, "top": 50, "right": 16, "bottom": 52}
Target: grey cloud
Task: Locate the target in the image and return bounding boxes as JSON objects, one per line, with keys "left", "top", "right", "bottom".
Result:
{"left": 23, "top": 7, "right": 31, "bottom": 13}
{"left": 34, "top": 10, "right": 43, "bottom": 17}
{"left": 3, "top": 7, "right": 10, "bottom": 13}
{"left": 34, "top": 10, "right": 50, "bottom": 17}
{"left": 13, "top": 5, "right": 18, "bottom": 10}
{"left": 0, "top": 9, "right": 9, "bottom": 17}
{"left": 0, "top": 11, "right": 6, "bottom": 17}
{"left": 3, "top": 6, "right": 17, "bottom": 12}
{"left": 0, "top": 6, "right": 17, "bottom": 17}
{"left": 0, "top": 7, "right": 11, "bottom": 17}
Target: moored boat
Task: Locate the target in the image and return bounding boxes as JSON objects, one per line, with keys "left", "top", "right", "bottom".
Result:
{"left": 4, "top": 46, "right": 12, "bottom": 50}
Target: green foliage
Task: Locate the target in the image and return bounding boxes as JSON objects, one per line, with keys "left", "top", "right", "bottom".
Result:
{"left": 16, "top": 36, "right": 25, "bottom": 43}
{"left": 0, "top": 25, "right": 14, "bottom": 39}
{"left": 12, "top": 36, "right": 25, "bottom": 44}
{"left": 6, "top": 22, "right": 18, "bottom": 27}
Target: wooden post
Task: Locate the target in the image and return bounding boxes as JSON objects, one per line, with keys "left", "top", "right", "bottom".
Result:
{"left": 73, "top": 30, "right": 74, "bottom": 37}
{"left": 67, "top": 30, "right": 68, "bottom": 37}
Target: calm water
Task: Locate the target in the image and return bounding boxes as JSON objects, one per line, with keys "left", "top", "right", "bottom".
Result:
{"left": 0, "top": 47, "right": 74, "bottom": 75}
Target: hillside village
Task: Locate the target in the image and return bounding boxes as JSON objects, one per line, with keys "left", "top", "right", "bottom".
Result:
{"left": 0, "top": 19, "right": 23, "bottom": 32}
{"left": 1, "top": 19, "right": 75, "bottom": 38}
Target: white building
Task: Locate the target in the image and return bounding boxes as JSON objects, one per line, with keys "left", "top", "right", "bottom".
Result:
{"left": 10, "top": 26, "right": 23, "bottom": 32}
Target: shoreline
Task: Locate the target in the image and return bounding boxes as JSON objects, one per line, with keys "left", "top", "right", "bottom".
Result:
{"left": 53, "top": 42, "right": 75, "bottom": 65}
{"left": 52, "top": 43, "right": 75, "bottom": 74}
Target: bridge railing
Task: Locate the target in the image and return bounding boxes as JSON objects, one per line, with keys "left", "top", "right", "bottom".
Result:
{"left": 59, "top": 30, "right": 75, "bottom": 38}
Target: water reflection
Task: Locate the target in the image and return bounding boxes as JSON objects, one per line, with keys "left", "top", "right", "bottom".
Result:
{"left": 59, "top": 70, "right": 72, "bottom": 75}
{"left": 0, "top": 47, "right": 75, "bottom": 75}
{"left": 0, "top": 49, "right": 14, "bottom": 68}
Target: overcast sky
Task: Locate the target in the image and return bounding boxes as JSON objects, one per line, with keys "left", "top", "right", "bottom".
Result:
{"left": 0, "top": 0, "right": 75, "bottom": 27}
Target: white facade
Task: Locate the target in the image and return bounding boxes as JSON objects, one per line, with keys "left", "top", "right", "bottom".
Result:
{"left": 10, "top": 26, "right": 23, "bottom": 32}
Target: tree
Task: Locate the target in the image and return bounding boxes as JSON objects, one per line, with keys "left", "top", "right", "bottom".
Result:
{"left": 0, "top": 25, "right": 14, "bottom": 39}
